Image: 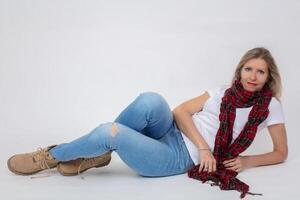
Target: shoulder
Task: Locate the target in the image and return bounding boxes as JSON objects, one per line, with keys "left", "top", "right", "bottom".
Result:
{"left": 207, "top": 84, "right": 229, "bottom": 98}
{"left": 264, "top": 97, "right": 285, "bottom": 126}
{"left": 268, "top": 97, "right": 283, "bottom": 111}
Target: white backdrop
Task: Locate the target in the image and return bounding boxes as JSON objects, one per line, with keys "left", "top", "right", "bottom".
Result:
{"left": 1, "top": 1, "right": 299, "bottom": 199}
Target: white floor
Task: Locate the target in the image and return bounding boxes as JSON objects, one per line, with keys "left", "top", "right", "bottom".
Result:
{"left": 1, "top": 150, "right": 299, "bottom": 200}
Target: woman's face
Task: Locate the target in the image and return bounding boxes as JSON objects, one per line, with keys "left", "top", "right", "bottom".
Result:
{"left": 240, "top": 58, "right": 269, "bottom": 92}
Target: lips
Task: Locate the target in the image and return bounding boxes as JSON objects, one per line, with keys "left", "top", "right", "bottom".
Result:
{"left": 247, "top": 82, "right": 257, "bottom": 86}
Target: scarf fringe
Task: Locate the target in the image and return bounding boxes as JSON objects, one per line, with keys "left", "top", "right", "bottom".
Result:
{"left": 247, "top": 191, "right": 263, "bottom": 196}
{"left": 203, "top": 179, "right": 263, "bottom": 199}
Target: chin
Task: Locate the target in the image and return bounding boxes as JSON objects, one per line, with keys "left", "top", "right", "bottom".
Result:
{"left": 241, "top": 83, "right": 261, "bottom": 92}
{"left": 246, "top": 86, "right": 263, "bottom": 92}
{"left": 244, "top": 87, "right": 256, "bottom": 92}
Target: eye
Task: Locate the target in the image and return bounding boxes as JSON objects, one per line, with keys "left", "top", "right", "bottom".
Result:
{"left": 258, "top": 70, "right": 265, "bottom": 75}
{"left": 244, "top": 67, "right": 251, "bottom": 71}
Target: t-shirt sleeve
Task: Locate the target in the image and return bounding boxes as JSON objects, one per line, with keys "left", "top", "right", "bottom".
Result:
{"left": 207, "top": 88, "right": 218, "bottom": 98}
{"left": 265, "top": 98, "right": 285, "bottom": 126}
{"left": 207, "top": 85, "right": 228, "bottom": 98}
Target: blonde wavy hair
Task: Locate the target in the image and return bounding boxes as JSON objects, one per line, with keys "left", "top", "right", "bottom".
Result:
{"left": 231, "top": 47, "right": 282, "bottom": 100}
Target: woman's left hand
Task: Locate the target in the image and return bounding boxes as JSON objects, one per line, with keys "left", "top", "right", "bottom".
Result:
{"left": 223, "top": 156, "right": 248, "bottom": 172}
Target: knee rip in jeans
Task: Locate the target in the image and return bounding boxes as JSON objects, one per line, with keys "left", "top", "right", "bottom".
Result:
{"left": 111, "top": 123, "right": 118, "bottom": 137}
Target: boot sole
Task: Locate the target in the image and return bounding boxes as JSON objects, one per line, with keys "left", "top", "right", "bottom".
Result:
{"left": 7, "top": 156, "right": 58, "bottom": 176}
{"left": 57, "top": 156, "right": 111, "bottom": 176}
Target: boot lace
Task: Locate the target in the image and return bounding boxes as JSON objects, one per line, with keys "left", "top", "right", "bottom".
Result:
{"left": 30, "top": 147, "right": 56, "bottom": 179}
{"left": 77, "top": 158, "right": 97, "bottom": 180}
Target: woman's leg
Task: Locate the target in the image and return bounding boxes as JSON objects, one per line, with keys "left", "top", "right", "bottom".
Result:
{"left": 8, "top": 92, "right": 194, "bottom": 176}
{"left": 49, "top": 92, "right": 193, "bottom": 176}
{"left": 51, "top": 121, "right": 192, "bottom": 176}
{"left": 50, "top": 91, "right": 174, "bottom": 160}
{"left": 114, "top": 91, "right": 174, "bottom": 139}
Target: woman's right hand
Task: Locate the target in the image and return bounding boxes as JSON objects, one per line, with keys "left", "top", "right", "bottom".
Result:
{"left": 198, "top": 149, "right": 217, "bottom": 173}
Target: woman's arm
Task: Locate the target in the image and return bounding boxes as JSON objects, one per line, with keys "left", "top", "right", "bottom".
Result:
{"left": 244, "top": 123, "right": 288, "bottom": 168}
{"left": 224, "top": 123, "right": 288, "bottom": 172}
{"left": 173, "top": 91, "right": 217, "bottom": 173}
{"left": 172, "top": 91, "right": 210, "bottom": 149}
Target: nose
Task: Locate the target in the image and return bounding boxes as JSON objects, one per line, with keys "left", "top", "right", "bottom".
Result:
{"left": 250, "top": 72, "right": 257, "bottom": 80}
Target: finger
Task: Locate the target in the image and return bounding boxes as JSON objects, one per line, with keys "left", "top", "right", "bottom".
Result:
{"left": 234, "top": 167, "right": 241, "bottom": 172}
{"left": 203, "top": 163, "right": 208, "bottom": 171}
{"left": 208, "top": 162, "right": 213, "bottom": 173}
{"left": 213, "top": 162, "right": 217, "bottom": 172}
{"left": 198, "top": 165, "right": 202, "bottom": 173}
{"left": 212, "top": 160, "right": 217, "bottom": 172}
{"left": 204, "top": 162, "right": 210, "bottom": 172}
{"left": 224, "top": 161, "right": 236, "bottom": 167}
{"left": 227, "top": 166, "right": 239, "bottom": 172}
{"left": 226, "top": 167, "right": 236, "bottom": 172}
{"left": 199, "top": 163, "right": 205, "bottom": 172}
{"left": 223, "top": 158, "right": 236, "bottom": 164}
{"left": 223, "top": 159, "right": 234, "bottom": 164}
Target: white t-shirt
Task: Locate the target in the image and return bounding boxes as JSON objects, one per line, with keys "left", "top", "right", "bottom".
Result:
{"left": 180, "top": 85, "right": 285, "bottom": 165}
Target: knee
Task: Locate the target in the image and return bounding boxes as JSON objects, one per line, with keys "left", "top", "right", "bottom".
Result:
{"left": 137, "top": 92, "right": 166, "bottom": 109}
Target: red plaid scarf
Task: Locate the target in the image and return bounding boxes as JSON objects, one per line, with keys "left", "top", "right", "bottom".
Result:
{"left": 187, "top": 80, "right": 272, "bottom": 198}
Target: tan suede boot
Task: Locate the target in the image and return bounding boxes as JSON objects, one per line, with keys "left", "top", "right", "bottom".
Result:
{"left": 57, "top": 151, "right": 111, "bottom": 176}
{"left": 7, "top": 145, "right": 59, "bottom": 175}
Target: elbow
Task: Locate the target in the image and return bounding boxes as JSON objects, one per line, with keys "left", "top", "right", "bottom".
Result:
{"left": 282, "top": 150, "right": 288, "bottom": 162}
{"left": 172, "top": 107, "right": 180, "bottom": 115}
{"left": 172, "top": 108, "right": 182, "bottom": 122}
{"left": 173, "top": 106, "right": 188, "bottom": 117}
{"left": 276, "top": 148, "right": 288, "bottom": 163}
{"left": 172, "top": 108, "right": 180, "bottom": 119}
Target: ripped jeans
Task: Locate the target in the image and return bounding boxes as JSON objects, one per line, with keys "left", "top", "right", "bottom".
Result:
{"left": 50, "top": 92, "right": 195, "bottom": 177}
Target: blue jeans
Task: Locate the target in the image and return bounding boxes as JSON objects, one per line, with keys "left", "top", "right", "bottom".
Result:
{"left": 50, "top": 92, "right": 195, "bottom": 177}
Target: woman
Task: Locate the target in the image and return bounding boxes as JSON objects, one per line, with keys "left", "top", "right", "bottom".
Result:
{"left": 7, "top": 47, "right": 288, "bottom": 198}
